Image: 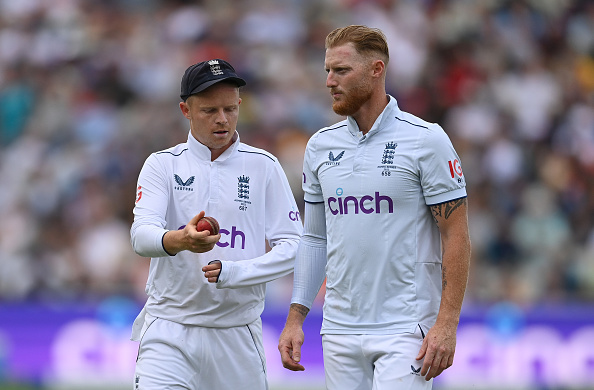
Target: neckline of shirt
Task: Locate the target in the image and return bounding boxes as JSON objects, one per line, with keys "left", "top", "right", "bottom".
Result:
{"left": 187, "top": 130, "right": 241, "bottom": 162}
{"left": 347, "top": 95, "right": 400, "bottom": 140}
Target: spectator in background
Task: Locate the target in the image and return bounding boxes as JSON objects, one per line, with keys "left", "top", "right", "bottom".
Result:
{"left": 0, "top": 65, "right": 34, "bottom": 146}
{"left": 0, "top": 0, "right": 592, "bottom": 317}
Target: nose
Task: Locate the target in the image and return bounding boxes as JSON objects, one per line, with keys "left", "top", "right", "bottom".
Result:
{"left": 326, "top": 72, "right": 337, "bottom": 88}
{"left": 215, "top": 109, "right": 228, "bottom": 124}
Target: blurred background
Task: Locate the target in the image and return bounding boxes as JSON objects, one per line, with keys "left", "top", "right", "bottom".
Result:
{"left": 0, "top": 0, "right": 593, "bottom": 389}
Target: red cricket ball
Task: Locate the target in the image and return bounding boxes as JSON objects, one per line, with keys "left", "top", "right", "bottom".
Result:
{"left": 196, "top": 216, "right": 220, "bottom": 235}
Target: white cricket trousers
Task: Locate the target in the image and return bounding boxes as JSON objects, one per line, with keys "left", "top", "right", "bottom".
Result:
{"left": 322, "top": 326, "right": 433, "bottom": 390}
{"left": 134, "top": 316, "right": 268, "bottom": 389}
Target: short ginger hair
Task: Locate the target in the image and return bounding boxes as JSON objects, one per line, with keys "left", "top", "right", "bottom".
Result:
{"left": 325, "top": 25, "right": 389, "bottom": 65}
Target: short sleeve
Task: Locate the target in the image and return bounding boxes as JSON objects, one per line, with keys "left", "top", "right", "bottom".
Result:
{"left": 417, "top": 124, "right": 467, "bottom": 205}
{"left": 302, "top": 135, "right": 324, "bottom": 203}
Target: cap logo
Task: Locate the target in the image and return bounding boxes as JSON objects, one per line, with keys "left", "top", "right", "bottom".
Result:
{"left": 209, "top": 60, "right": 224, "bottom": 76}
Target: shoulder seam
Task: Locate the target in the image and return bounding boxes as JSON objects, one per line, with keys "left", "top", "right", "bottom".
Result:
{"left": 395, "top": 116, "right": 429, "bottom": 130}
{"left": 238, "top": 149, "right": 275, "bottom": 162}
{"left": 320, "top": 124, "right": 347, "bottom": 134}
{"left": 156, "top": 148, "right": 188, "bottom": 157}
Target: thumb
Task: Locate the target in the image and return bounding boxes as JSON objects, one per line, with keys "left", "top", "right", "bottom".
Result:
{"left": 293, "top": 344, "right": 301, "bottom": 362}
{"left": 189, "top": 211, "right": 206, "bottom": 226}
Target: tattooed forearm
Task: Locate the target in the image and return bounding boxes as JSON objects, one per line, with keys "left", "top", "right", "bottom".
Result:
{"left": 430, "top": 203, "right": 442, "bottom": 225}
{"left": 430, "top": 198, "right": 467, "bottom": 225}
{"left": 444, "top": 198, "right": 466, "bottom": 219}
{"left": 442, "top": 265, "right": 448, "bottom": 290}
{"left": 290, "top": 303, "right": 310, "bottom": 317}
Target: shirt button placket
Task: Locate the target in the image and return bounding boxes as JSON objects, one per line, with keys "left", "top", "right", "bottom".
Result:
{"left": 353, "top": 137, "right": 365, "bottom": 173}
{"left": 209, "top": 162, "right": 219, "bottom": 206}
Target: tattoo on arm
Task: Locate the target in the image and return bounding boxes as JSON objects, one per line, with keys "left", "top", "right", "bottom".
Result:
{"left": 442, "top": 265, "right": 448, "bottom": 290}
{"left": 430, "top": 204, "right": 442, "bottom": 225}
{"left": 430, "top": 198, "right": 466, "bottom": 225}
{"left": 290, "top": 303, "right": 310, "bottom": 317}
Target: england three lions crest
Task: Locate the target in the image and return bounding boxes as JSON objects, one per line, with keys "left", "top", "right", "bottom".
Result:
{"left": 235, "top": 175, "right": 251, "bottom": 211}
{"left": 378, "top": 141, "right": 398, "bottom": 176}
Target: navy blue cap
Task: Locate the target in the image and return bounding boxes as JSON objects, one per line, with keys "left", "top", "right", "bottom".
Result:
{"left": 180, "top": 59, "right": 246, "bottom": 101}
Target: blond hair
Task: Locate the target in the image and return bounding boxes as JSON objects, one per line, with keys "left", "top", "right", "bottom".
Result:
{"left": 325, "top": 25, "right": 389, "bottom": 64}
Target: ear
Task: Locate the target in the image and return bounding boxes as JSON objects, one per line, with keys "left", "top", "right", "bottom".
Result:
{"left": 179, "top": 101, "right": 191, "bottom": 120}
{"left": 371, "top": 59, "right": 385, "bottom": 79}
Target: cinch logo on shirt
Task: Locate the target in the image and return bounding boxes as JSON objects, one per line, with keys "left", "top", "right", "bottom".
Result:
{"left": 328, "top": 192, "right": 394, "bottom": 215}
{"left": 216, "top": 226, "right": 246, "bottom": 249}
{"left": 178, "top": 225, "right": 247, "bottom": 249}
{"left": 174, "top": 174, "right": 195, "bottom": 191}
{"left": 289, "top": 210, "right": 300, "bottom": 221}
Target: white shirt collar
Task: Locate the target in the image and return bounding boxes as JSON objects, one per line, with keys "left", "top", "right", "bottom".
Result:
{"left": 187, "top": 130, "right": 240, "bottom": 162}
{"left": 347, "top": 95, "right": 400, "bottom": 138}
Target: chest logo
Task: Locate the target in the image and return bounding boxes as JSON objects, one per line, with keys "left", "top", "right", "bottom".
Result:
{"left": 238, "top": 176, "right": 250, "bottom": 199}
{"left": 326, "top": 150, "right": 345, "bottom": 166}
{"left": 235, "top": 175, "right": 251, "bottom": 211}
{"left": 381, "top": 142, "right": 397, "bottom": 164}
{"left": 378, "top": 142, "right": 398, "bottom": 176}
{"left": 174, "top": 174, "right": 195, "bottom": 191}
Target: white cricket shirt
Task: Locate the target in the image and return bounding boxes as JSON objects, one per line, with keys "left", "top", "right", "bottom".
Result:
{"left": 130, "top": 131, "right": 302, "bottom": 336}
{"left": 301, "top": 96, "right": 466, "bottom": 334}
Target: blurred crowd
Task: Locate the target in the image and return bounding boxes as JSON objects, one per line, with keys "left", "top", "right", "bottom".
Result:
{"left": 0, "top": 0, "right": 593, "bottom": 308}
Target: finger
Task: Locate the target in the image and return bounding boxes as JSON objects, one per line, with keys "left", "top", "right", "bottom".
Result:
{"left": 203, "top": 269, "right": 220, "bottom": 278}
{"left": 425, "top": 354, "right": 445, "bottom": 381}
{"left": 420, "top": 347, "right": 435, "bottom": 377}
{"left": 278, "top": 344, "right": 304, "bottom": 371}
{"left": 286, "top": 361, "right": 305, "bottom": 371}
{"left": 204, "top": 270, "right": 221, "bottom": 278}
{"left": 283, "top": 353, "right": 305, "bottom": 371}
{"left": 447, "top": 354, "right": 454, "bottom": 367}
{"left": 190, "top": 229, "right": 211, "bottom": 238}
{"left": 432, "top": 353, "right": 454, "bottom": 379}
{"left": 416, "top": 338, "right": 428, "bottom": 360}
{"left": 433, "top": 366, "right": 446, "bottom": 380}
{"left": 207, "top": 276, "right": 218, "bottom": 283}
{"left": 202, "top": 263, "right": 221, "bottom": 272}
{"left": 200, "top": 233, "right": 221, "bottom": 242}
{"left": 190, "top": 231, "right": 220, "bottom": 243}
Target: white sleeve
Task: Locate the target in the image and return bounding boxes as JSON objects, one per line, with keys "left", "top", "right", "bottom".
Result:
{"left": 130, "top": 154, "right": 172, "bottom": 258}
{"left": 216, "top": 160, "right": 303, "bottom": 288}
{"left": 418, "top": 124, "right": 467, "bottom": 205}
{"left": 290, "top": 201, "right": 327, "bottom": 309}
{"left": 302, "top": 134, "right": 324, "bottom": 203}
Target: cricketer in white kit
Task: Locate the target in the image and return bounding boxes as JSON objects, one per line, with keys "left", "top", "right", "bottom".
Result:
{"left": 130, "top": 59, "right": 302, "bottom": 390}
{"left": 291, "top": 96, "right": 468, "bottom": 389}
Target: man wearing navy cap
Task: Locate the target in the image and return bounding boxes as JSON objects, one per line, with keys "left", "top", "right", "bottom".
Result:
{"left": 130, "top": 59, "right": 302, "bottom": 389}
